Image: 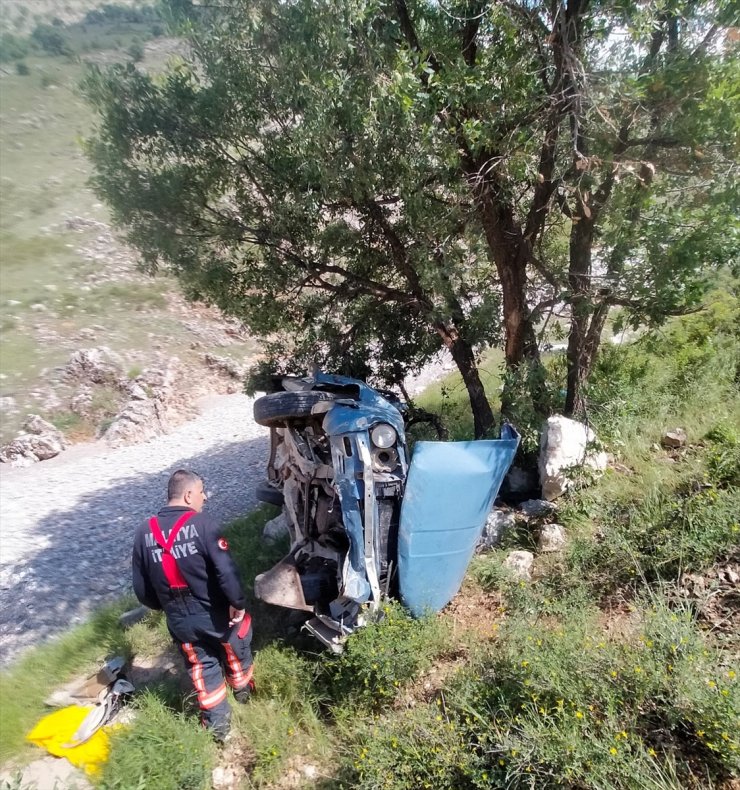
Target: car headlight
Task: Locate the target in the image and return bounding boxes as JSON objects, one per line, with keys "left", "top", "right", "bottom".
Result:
{"left": 370, "top": 423, "right": 397, "bottom": 448}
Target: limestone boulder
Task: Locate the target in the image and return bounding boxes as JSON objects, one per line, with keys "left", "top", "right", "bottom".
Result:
{"left": 504, "top": 550, "right": 534, "bottom": 581}
{"left": 477, "top": 509, "right": 516, "bottom": 552}
{"left": 0, "top": 433, "right": 65, "bottom": 466}
{"left": 661, "top": 428, "right": 687, "bottom": 449}
{"left": 537, "top": 523, "right": 567, "bottom": 553}
{"left": 64, "top": 347, "right": 125, "bottom": 386}
{"left": 539, "top": 416, "right": 608, "bottom": 501}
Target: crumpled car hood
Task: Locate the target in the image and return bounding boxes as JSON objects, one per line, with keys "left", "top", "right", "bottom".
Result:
{"left": 398, "top": 424, "right": 520, "bottom": 616}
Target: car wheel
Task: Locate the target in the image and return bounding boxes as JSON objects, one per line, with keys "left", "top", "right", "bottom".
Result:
{"left": 255, "top": 480, "right": 285, "bottom": 507}
{"left": 253, "top": 390, "right": 337, "bottom": 426}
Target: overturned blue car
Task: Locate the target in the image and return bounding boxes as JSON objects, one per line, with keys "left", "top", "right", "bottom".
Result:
{"left": 253, "top": 372, "right": 519, "bottom": 651}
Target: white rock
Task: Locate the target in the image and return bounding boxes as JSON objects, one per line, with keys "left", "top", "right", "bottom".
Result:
{"left": 302, "top": 764, "right": 319, "bottom": 779}
{"left": 477, "top": 509, "right": 516, "bottom": 552}
{"left": 537, "top": 523, "right": 567, "bottom": 553}
{"left": 504, "top": 550, "right": 534, "bottom": 581}
{"left": 0, "top": 433, "right": 65, "bottom": 465}
{"left": 211, "top": 766, "right": 237, "bottom": 789}
{"left": 23, "top": 414, "right": 67, "bottom": 447}
{"left": 538, "top": 416, "right": 608, "bottom": 501}
{"left": 661, "top": 428, "right": 687, "bottom": 449}
{"left": 263, "top": 512, "right": 290, "bottom": 543}
{"left": 30, "top": 303, "right": 48, "bottom": 312}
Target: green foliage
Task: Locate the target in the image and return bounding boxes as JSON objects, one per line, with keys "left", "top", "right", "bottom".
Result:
{"left": 444, "top": 604, "right": 740, "bottom": 789}
{"left": 341, "top": 603, "right": 739, "bottom": 789}
{"left": 14, "top": 60, "right": 30, "bottom": 76}
{"left": 556, "top": 484, "right": 740, "bottom": 595}
{"left": 704, "top": 423, "right": 740, "bottom": 489}
{"left": 100, "top": 691, "right": 216, "bottom": 789}
{"left": 83, "top": 0, "right": 739, "bottom": 429}
{"left": 0, "top": 32, "right": 29, "bottom": 62}
{"left": 319, "top": 602, "right": 449, "bottom": 712}
{"left": 587, "top": 285, "right": 740, "bottom": 445}
{"left": 31, "top": 24, "right": 71, "bottom": 56}
{"left": 340, "top": 706, "right": 480, "bottom": 790}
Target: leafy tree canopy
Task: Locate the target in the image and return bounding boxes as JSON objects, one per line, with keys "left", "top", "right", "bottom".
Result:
{"left": 84, "top": 0, "right": 739, "bottom": 434}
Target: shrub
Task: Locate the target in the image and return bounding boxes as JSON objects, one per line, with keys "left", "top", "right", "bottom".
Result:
{"left": 318, "top": 602, "right": 449, "bottom": 711}
{"left": 340, "top": 706, "right": 482, "bottom": 790}
{"left": 101, "top": 692, "right": 215, "bottom": 789}
{"left": 15, "top": 61, "right": 30, "bottom": 76}
{"left": 559, "top": 484, "right": 740, "bottom": 595}
{"left": 704, "top": 424, "right": 740, "bottom": 488}
{"left": 0, "top": 33, "right": 29, "bottom": 62}
{"left": 31, "top": 24, "right": 71, "bottom": 56}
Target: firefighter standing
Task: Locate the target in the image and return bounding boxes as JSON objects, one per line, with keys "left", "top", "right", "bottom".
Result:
{"left": 132, "top": 469, "right": 254, "bottom": 741}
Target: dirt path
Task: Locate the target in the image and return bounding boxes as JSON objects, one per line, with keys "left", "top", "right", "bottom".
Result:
{"left": 0, "top": 392, "right": 268, "bottom": 666}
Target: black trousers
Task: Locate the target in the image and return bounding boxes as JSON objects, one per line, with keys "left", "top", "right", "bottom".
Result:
{"left": 165, "top": 595, "right": 253, "bottom": 735}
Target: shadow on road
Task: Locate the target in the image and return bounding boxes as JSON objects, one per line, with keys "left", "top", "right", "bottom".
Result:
{"left": 0, "top": 435, "right": 269, "bottom": 666}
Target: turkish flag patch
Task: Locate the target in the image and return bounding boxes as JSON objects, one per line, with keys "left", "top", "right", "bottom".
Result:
{"left": 217, "top": 537, "right": 229, "bottom": 551}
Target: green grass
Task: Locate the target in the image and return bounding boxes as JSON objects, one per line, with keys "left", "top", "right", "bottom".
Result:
{"left": 0, "top": 599, "right": 138, "bottom": 763}
{"left": 344, "top": 600, "right": 739, "bottom": 790}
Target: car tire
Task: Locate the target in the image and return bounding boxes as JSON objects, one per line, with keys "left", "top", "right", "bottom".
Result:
{"left": 253, "top": 390, "right": 337, "bottom": 426}
{"left": 255, "top": 480, "right": 285, "bottom": 507}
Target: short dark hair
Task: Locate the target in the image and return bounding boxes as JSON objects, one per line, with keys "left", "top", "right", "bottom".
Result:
{"left": 168, "top": 469, "right": 202, "bottom": 501}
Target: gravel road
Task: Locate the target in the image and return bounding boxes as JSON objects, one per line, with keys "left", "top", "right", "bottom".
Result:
{"left": 0, "top": 393, "right": 268, "bottom": 667}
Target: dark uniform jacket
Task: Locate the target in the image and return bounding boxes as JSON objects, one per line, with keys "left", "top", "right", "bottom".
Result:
{"left": 132, "top": 505, "right": 246, "bottom": 614}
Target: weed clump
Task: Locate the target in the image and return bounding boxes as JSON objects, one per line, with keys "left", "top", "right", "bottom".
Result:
{"left": 319, "top": 602, "right": 449, "bottom": 712}
{"left": 101, "top": 692, "right": 215, "bottom": 789}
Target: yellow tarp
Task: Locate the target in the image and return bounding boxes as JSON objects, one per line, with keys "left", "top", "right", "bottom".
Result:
{"left": 26, "top": 705, "right": 111, "bottom": 777}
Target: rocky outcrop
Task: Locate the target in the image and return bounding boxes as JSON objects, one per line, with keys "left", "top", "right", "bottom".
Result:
{"left": 539, "top": 416, "right": 608, "bottom": 501}
{"left": 64, "top": 347, "right": 125, "bottom": 387}
{"left": 0, "top": 414, "right": 67, "bottom": 467}
{"left": 103, "top": 359, "right": 194, "bottom": 447}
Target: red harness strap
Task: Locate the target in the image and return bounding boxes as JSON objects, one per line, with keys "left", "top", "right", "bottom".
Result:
{"left": 149, "top": 512, "right": 196, "bottom": 589}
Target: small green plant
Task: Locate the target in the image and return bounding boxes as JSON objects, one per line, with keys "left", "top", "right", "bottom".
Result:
{"left": 127, "top": 40, "right": 144, "bottom": 62}
{"left": 100, "top": 692, "right": 216, "bottom": 790}
{"left": 704, "top": 424, "right": 740, "bottom": 488}
{"left": 318, "top": 601, "right": 450, "bottom": 712}
{"left": 15, "top": 61, "right": 30, "bottom": 76}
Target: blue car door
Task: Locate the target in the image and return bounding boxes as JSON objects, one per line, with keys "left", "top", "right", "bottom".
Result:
{"left": 397, "top": 424, "right": 520, "bottom": 616}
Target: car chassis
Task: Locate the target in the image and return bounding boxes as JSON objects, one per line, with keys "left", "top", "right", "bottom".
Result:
{"left": 253, "top": 372, "right": 519, "bottom": 652}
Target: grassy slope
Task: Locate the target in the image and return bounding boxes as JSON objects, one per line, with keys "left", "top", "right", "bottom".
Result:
{"left": 1, "top": 287, "right": 738, "bottom": 789}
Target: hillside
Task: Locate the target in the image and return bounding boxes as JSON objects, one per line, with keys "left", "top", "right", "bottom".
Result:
{"left": 0, "top": 9, "right": 258, "bottom": 446}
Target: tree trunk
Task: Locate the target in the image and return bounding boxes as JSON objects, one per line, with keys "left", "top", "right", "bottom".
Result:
{"left": 564, "top": 214, "right": 595, "bottom": 417}
{"left": 478, "top": 196, "right": 538, "bottom": 364}
{"left": 435, "top": 323, "right": 495, "bottom": 439}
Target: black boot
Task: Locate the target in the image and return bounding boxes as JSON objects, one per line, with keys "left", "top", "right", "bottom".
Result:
{"left": 233, "top": 679, "right": 255, "bottom": 704}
